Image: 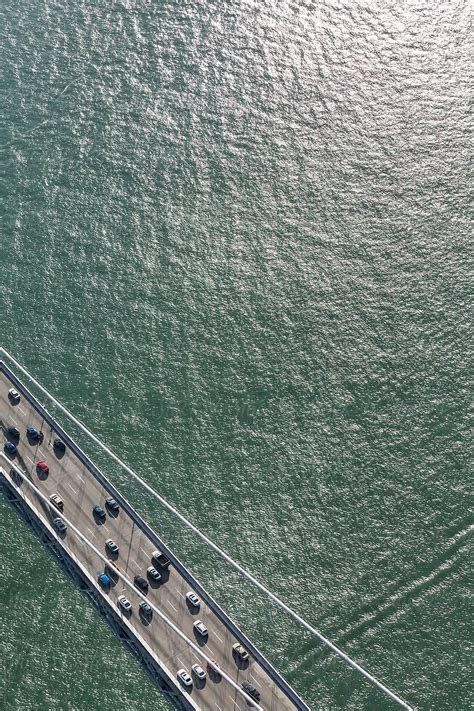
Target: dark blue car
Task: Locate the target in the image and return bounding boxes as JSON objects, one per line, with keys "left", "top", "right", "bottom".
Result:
{"left": 4, "top": 441, "right": 17, "bottom": 456}
{"left": 27, "top": 426, "right": 40, "bottom": 441}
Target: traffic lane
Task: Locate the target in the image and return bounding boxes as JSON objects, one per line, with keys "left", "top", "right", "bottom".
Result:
{"left": 9, "top": 439, "right": 264, "bottom": 711}
{"left": 2, "top": 384, "right": 295, "bottom": 711}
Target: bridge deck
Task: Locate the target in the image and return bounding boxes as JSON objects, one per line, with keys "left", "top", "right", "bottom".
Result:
{"left": 0, "top": 367, "right": 308, "bottom": 711}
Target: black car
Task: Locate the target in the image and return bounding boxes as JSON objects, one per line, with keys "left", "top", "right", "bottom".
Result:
{"left": 93, "top": 504, "right": 106, "bottom": 521}
{"left": 139, "top": 601, "right": 153, "bottom": 620}
{"left": 134, "top": 575, "right": 149, "bottom": 594}
{"left": 105, "top": 497, "right": 120, "bottom": 514}
{"left": 53, "top": 439, "right": 66, "bottom": 453}
{"left": 7, "top": 426, "right": 20, "bottom": 440}
{"left": 53, "top": 518, "right": 67, "bottom": 535}
{"left": 242, "top": 681, "right": 260, "bottom": 704}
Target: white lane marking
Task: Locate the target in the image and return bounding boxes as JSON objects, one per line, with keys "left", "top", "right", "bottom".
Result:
{"left": 38, "top": 449, "right": 47, "bottom": 458}
{"left": 140, "top": 548, "right": 149, "bottom": 557}
{"left": 19, "top": 407, "right": 27, "bottom": 416}
{"left": 206, "top": 646, "right": 215, "bottom": 656}
{"left": 175, "top": 588, "right": 184, "bottom": 598}
{"left": 214, "top": 631, "right": 224, "bottom": 644}
{"left": 25, "top": 455, "right": 34, "bottom": 465}
{"left": 8, "top": 415, "right": 18, "bottom": 425}
{"left": 249, "top": 673, "right": 260, "bottom": 687}
{"left": 66, "top": 483, "right": 77, "bottom": 495}
{"left": 176, "top": 656, "right": 185, "bottom": 667}
{"left": 86, "top": 527, "right": 95, "bottom": 540}
{"left": 167, "top": 600, "right": 177, "bottom": 612}
{"left": 227, "top": 697, "right": 243, "bottom": 710}
{"left": 216, "top": 706, "right": 223, "bottom": 711}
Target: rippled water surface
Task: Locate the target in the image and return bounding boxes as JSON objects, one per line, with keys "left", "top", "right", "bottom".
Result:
{"left": 0, "top": 1, "right": 471, "bottom": 709}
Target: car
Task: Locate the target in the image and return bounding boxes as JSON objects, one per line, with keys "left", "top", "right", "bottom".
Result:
{"left": 49, "top": 494, "right": 64, "bottom": 511}
{"left": 151, "top": 549, "right": 171, "bottom": 568}
{"left": 139, "top": 601, "right": 153, "bottom": 619}
{"left": 8, "top": 388, "right": 21, "bottom": 404}
{"left": 193, "top": 620, "right": 208, "bottom": 637}
{"left": 117, "top": 595, "right": 132, "bottom": 613}
{"left": 36, "top": 461, "right": 49, "bottom": 475}
{"left": 232, "top": 642, "right": 250, "bottom": 661}
{"left": 186, "top": 591, "right": 200, "bottom": 608}
{"left": 98, "top": 573, "right": 111, "bottom": 588}
{"left": 134, "top": 575, "right": 149, "bottom": 594}
{"left": 105, "top": 539, "right": 119, "bottom": 555}
{"left": 93, "top": 504, "right": 106, "bottom": 520}
{"left": 7, "top": 426, "right": 20, "bottom": 440}
{"left": 53, "top": 517, "right": 67, "bottom": 534}
{"left": 191, "top": 664, "right": 206, "bottom": 680}
{"left": 147, "top": 566, "right": 161, "bottom": 583}
{"left": 27, "top": 426, "right": 40, "bottom": 440}
{"left": 53, "top": 439, "right": 66, "bottom": 453}
{"left": 242, "top": 681, "right": 260, "bottom": 704}
{"left": 177, "top": 669, "right": 193, "bottom": 688}
{"left": 4, "top": 441, "right": 17, "bottom": 456}
{"left": 105, "top": 497, "right": 119, "bottom": 514}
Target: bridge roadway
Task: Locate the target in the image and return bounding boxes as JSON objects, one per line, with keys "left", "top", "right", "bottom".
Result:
{"left": 0, "top": 370, "right": 304, "bottom": 711}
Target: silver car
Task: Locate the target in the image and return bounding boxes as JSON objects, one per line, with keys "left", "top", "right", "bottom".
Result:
{"left": 117, "top": 595, "right": 132, "bottom": 613}
{"left": 193, "top": 620, "right": 208, "bottom": 637}
{"left": 191, "top": 664, "right": 206, "bottom": 680}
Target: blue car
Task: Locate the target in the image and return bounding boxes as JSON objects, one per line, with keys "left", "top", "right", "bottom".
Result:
{"left": 27, "top": 426, "right": 40, "bottom": 441}
{"left": 4, "top": 441, "right": 17, "bottom": 456}
{"left": 98, "top": 573, "right": 111, "bottom": 589}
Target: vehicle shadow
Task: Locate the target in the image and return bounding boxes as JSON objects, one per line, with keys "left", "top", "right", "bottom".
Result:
{"left": 192, "top": 628, "right": 208, "bottom": 647}
{"left": 207, "top": 664, "right": 222, "bottom": 684}
{"left": 192, "top": 674, "right": 206, "bottom": 690}
{"left": 53, "top": 446, "right": 65, "bottom": 461}
{"left": 106, "top": 546, "right": 119, "bottom": 561}
{"left": 105, "top": 506, "right": 119, "bottom": 519}
{"left": 233, "top": 653, "right": 250, "bottom": 671}
{"left": 185, "top": 599, "right": 200, "bottom": 616}
{"left": 117, "top": 601, "right": 132, "bottom": 619}
{"left": 36, "top": 464, "right": 49, "bottom": 481}
{"left": 9, "top": 467, "right": 23, "bottom": 487}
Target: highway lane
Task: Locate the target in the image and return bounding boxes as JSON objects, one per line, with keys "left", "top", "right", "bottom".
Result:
{"left": 1, "top": 372, "right": 301, "bottom": 711}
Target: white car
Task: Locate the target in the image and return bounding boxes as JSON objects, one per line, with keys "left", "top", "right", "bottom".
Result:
{"left": 177, "top": 668, "right": 193, "bottom": 688}
{"left": 191, "top": 664, "right": 206, "bottom": 680}
{"left": 186, "top": 591, "right": 200, "bottom": 608}
{"left": 8, "top": 388, "right": 20, "bottom": 404}
{"left": 117, "top": 595, "right": 132, "bottom": 613}
{"left": 193, "top": 620, "right": 208, "bottom": 637}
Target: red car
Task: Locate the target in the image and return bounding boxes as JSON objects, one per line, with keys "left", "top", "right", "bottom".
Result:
{"left": 36, "top": 460, "right": 49, "bottom": 475}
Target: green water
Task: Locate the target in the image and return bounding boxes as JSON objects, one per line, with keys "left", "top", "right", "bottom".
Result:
{"left": 0, "top": 1, "right": 471, "bottom": 709}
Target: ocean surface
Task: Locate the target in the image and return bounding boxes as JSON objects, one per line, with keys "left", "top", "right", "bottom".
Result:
{"left": 0, "top": 1, "right": 471, "bottom": 709}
